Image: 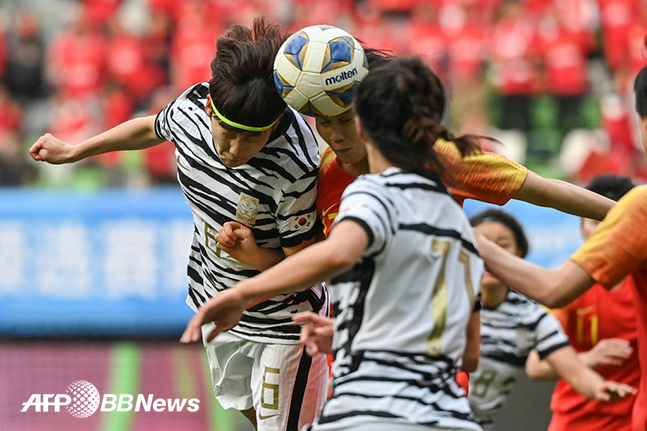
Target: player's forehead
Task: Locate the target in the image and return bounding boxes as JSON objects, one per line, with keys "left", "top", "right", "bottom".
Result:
{"left": 317, "top": 109, "right": 356, "bottom": 122}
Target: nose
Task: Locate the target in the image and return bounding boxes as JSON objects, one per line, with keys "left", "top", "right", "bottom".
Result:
{"left": 330, "top": 128, "right": 345, "bottom": 144}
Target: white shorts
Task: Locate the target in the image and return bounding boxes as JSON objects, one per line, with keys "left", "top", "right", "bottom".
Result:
{"left": 202, "top": 325, "right": 329, "bottom": 431}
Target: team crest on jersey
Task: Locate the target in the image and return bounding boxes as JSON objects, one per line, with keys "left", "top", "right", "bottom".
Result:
{"left": 290, "top": 213, "right": 315, "bottom": 231}
{"left": 236, "top": 193, "right": 259, "bottom": 225}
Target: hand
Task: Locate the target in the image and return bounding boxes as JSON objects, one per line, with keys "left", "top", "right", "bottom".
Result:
{"left": 581, "top": 338, "right": 633, "bottom": 369}
{"left": 293, "top": 311, "right": 334, "bottom": 357}
{"left": 215, "top": 222, "right": 259, "bottom": 263}
{"left": 180, "top": 288, "right": 247, "bottom": 344}
{"left": 29, "top": 133, "right": 79, "bottom": 164}
{"left": 593, "top": 380, "right": 637, "bottom": 402}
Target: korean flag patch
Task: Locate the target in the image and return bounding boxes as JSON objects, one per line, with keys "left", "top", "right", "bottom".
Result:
{"left": 290, "top": 213, "right": 315, "bottom": 231}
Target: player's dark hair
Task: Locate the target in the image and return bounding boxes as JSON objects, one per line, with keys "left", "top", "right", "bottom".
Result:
{"left": 209, "top": 17, "right": 287, "bottom": 132}
{"left": 470, "top": 209, "right": 529, "bottom": 258}
{"left": 354, "top": 57, "right": 481, "bottom": 183}
{"left": 585, "top": 174, "right": 635, "bottom": 202}
{"left": 364, "top": 47, "right": 394, "bottom": 69}
{"left": 634, "top": 65, "right": 647, "bottom": 119}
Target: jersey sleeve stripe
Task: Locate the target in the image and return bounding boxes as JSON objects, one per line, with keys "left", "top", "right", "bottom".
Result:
{"left": 399, "top": 223, "right": 478, "bottom": 255}
{"left": 384, "top": 181, "right": 448, "bottom": 195}
{"left": 537, "top": 340, "right": 570, "bottom": 359}
{"left": 335, "top": 216, "right": 375, "bottom": 247}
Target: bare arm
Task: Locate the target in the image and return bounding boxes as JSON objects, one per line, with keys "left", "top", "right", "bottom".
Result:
{"left": 527, "top": 338, "right": 634, "bottom": 380}
{"left": 476, "top": 234, "right": 595, "bottom": 308}
{"left": 181, "top": 220, "right": 369, "bottom": 343}
{"left": 29, "top": 115, "right": 163, "bottom": 164}
{"left": 526, "top": 350, "right": 558, "bottom": 379}
{"left": 461, "top": 311, "right": 481, "bottom": 372}
{"left": 514, "top": 171, "right": 615, "bottom": 221}
{"left": 532, "top": 346, "right": 635, "bottom": 401}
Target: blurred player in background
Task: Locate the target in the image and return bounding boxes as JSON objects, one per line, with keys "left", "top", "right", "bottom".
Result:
{"left": 183, "top": 57, "right": 488, "bottom": 431}
{"left": 29, "top": 17, "right": 328, "bottom": 431}
{"left": 525, "top": 175, "right": 639, "bottom": 431}
{"left": 467, "top": 209, "right": 632, "bottom": 430}
{"left": 474, "top": 64, "right": 647, "bottom": 431}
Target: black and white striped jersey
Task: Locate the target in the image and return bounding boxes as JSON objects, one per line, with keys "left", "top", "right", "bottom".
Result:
{"left": 312, "top": 168, "right": 484, "bottom": 430}
{"left": 468, "top": 290, "right": 569, "bottom": 430}
{"left": 155, "top": 83, "right": 327, "bottom": 344}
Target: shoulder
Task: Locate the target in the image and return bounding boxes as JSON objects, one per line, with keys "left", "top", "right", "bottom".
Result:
{"left": 614, "top": 185, "right": 647, "bottom": 216}
{"left": 158, "top": 83, "right": 209, "bottom": 120}
{"left": 262, "top": 108, "right": 320, "bottom": 177}
{"left": 172, "top": 83, "right": 209, "bottom": 109}
{"left": 340, "top": 174, "right": 398, "bottom": 213}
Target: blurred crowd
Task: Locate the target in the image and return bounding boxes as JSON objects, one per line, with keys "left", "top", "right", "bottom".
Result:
{"left": 0, "top": 0, "right": 646, "bottom": 188}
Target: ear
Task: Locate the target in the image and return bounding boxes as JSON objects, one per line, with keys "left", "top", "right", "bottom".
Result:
{"left": 206, "top": 95, "right": 213, "bottom": 116}
{"left": 270, "top": 114, "right": 283, "bottom": 132}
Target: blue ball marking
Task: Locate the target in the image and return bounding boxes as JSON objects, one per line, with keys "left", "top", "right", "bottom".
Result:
{"left": 321, "top": 39, "right": 353, "bottom": 73}
{"left": 325, "top": 87, "right": 355, "bottom": 107}
{"left": 284, "top": 34, "right": 309, "bottom": 70}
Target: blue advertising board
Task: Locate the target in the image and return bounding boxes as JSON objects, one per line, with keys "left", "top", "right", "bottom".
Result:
{"left": 0, "top": 189, "right": 586, "bottom": 336}
{"left": 0, "top": 188, "right": 194, "bottom": 336}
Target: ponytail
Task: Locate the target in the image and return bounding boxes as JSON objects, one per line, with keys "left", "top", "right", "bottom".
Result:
{"left": 355, "top": 57, "right": 484, "bottom": 185}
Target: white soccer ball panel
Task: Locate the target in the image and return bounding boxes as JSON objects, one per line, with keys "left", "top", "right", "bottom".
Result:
{"left": 283, "top": 87, "right": 309, "bottom": 112}
{"left": 302, "top": 40, "right": 328, "bottom": 73}
{"left": 296, "top": 71, "right": 326, "bottom": 99}
{"left": 274, "top": 49, "right": 303, "bottom": 85}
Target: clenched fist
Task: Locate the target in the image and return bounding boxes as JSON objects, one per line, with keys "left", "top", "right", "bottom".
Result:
{"left": 29, "top": 133, "right": 80, "bottom": 164}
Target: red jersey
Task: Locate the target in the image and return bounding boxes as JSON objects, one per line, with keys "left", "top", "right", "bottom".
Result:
{"left": 549, "top": 279, "right": 639, "bottom": 430}
{"left": 539, "top": 24, "right": 590, "bottom": 95}
{"left": 571, "top": 186, "right": 647, "bottom": 431}
{"left": 491, "top": 16, "right": 540, "bottom": 95}
{"left": 316, "top": 140, "right": 528, "bottom": 236}
{"left": 47, "top": 29, "right": 107, "bottom": 98}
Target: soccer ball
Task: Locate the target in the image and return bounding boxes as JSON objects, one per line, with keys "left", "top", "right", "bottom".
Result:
{"left": 274, "top": 25, "right": 368, "bottom": 117}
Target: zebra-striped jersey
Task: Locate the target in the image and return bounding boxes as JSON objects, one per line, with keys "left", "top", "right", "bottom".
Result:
{"left": 311, "top": 168, "right": 484, "bottom": 431}
{"left": 468, "top": 290, "right": 569, "bottom": 430}
{"left": 155, "top": 83, "right": 328, "bottom": 344}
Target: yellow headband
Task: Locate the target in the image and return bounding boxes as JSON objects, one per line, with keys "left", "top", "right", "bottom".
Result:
{"left": 209, "top": 97, "right": 277, "bottom": 132}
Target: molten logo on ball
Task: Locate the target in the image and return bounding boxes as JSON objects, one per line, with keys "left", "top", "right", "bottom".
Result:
{"left": 65, "top": 380, "right": 100, "bottom": 418}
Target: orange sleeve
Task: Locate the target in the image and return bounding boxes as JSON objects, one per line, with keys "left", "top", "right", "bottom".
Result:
{"left": 436, "top": 140, "right": 528, "bottom": 205}
{"left": 571, "top": 186, "right": 647, "bottom": 289}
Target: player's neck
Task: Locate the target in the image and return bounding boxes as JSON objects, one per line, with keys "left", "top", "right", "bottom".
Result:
{"left": 365, "top": 144, "right": 395, "bottom": 174}
{"left": 481, "top": 284, "right": 509, "bottom": 308}
{"left": 337, "top": 156, "right": 369, "bottom": 177}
